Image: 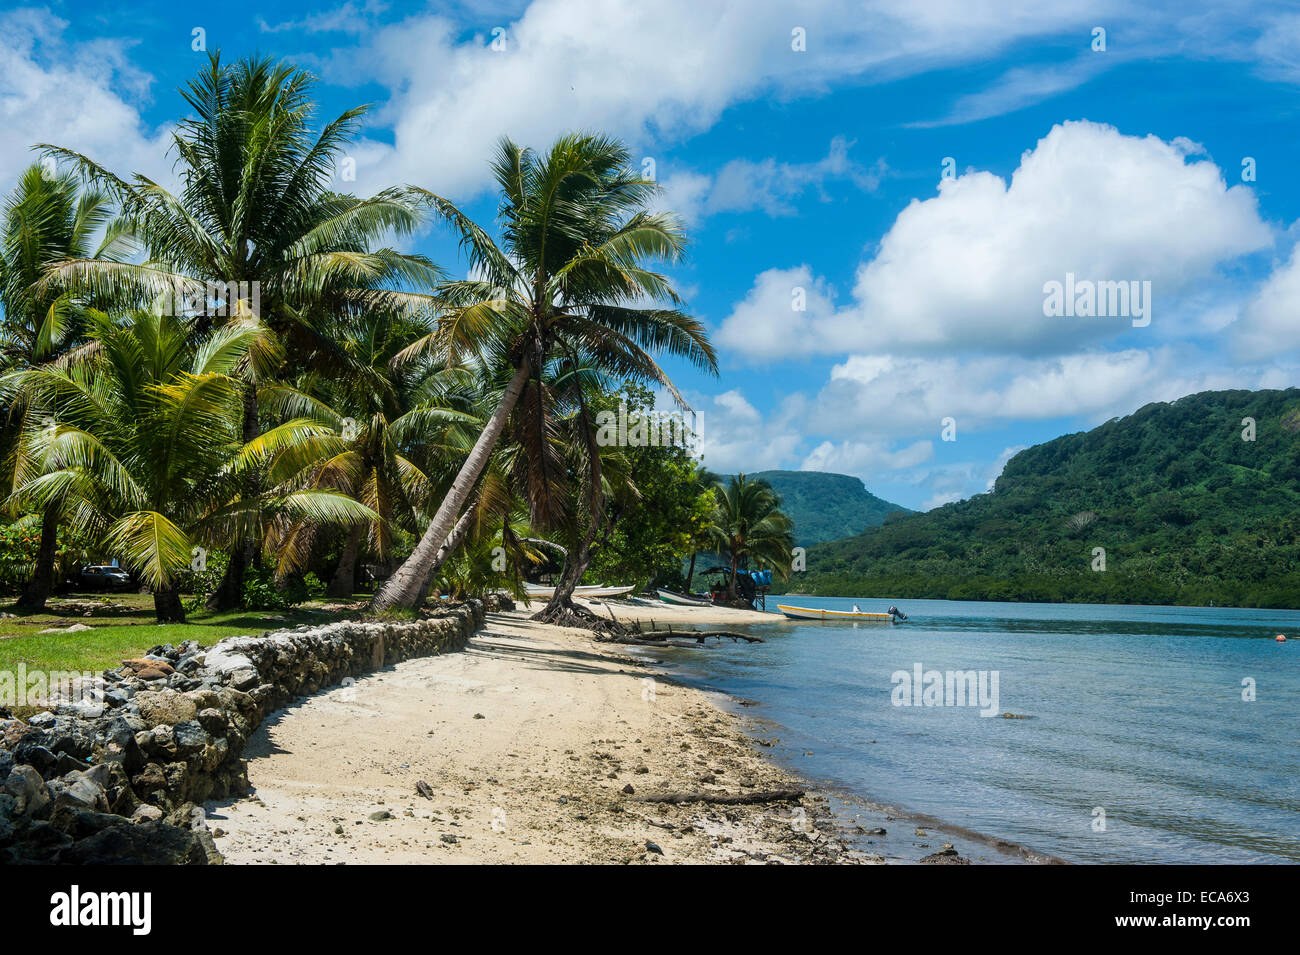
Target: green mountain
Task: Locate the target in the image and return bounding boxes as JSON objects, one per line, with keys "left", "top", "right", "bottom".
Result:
{"left": 792, "top": 389, "right": 1300, "bottom": 608}
{"left": 728, "top": 470, "right": 911, "bottom": 545}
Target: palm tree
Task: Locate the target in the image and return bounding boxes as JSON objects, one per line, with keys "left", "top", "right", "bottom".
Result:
{"left": 0, "top": 163, "right": 134, "bottom": 610}
{"left": 370, "top": 132, "right": 717, "bottom": 611}
{"left": 5, "top": 310, "right": 373, "bottom": 621}
{"left": 708, "top": 474, "right": 795, "bottom": 602}
{"left": 257, "top": 311, "right": 479, "bottom": 595}
{"left": 38, "top": 52, "right": 437, "bottom": 608}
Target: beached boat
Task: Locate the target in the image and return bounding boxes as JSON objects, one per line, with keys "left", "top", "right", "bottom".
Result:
{"left": 523, "top": 582, "right": 635, "bottom": 599}
{"left": 656, "top": 588, "right": 712, "bottom": 606}
{"left": 777, "top": 604, "right": 896, "bottom": 623}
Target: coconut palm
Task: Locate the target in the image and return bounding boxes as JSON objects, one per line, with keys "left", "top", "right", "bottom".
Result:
{"left": 257, "top": 311, "right": 480, "bottom": 595}
{"left": 708, "top": 474, "right": 795, "bottom": 601}
{"left": 0, "top": 163, "right": 135, "bottom": 609}
{"left": 370, "top": 132, "right": 717, "bottom": 611}
{"left": 5, "top": 309, "right": 373, "bottom": 621}
{"left": 38, "top": 52, "right": 438, "bottom": 608}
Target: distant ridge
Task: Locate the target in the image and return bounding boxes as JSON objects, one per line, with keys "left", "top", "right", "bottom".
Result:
{"left": 792, "top": 389, "right": 1300, "bottom": 608}
{"left": 722, "top": 470, "right": 911, "bottom": 545}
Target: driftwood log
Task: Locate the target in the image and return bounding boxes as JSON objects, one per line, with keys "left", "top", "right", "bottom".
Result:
{"left": 631, "top": 788, "right": 804, "bottom": 806}
{"left": 597, "top": 629, "right": 763, "bottom": 646}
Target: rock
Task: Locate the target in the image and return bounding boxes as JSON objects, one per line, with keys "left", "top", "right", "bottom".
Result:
{"left": 192, "top": 706, "right": 224, "bottom": 735}
{"left": 918, "top": 847, "right": 970, "bottom": 865}
{"left": 369, "top": 810, "right": 392, "bottom": 821}
{"left": 440, "top": 833, "right": 458, "bottom": 844}
{"left": 132, "top": 804, "right": 163, "bottom": 823}
{"left": 5, "top": 765, "right": 51, "bottom": 817}
{"left": 229, "top": 668, "right": 259, "bottom": 691}
{"left": 645, "top": 841, "right": 664, "bottom": 855}
{"left": 173, "top": 721, "right": 209, "bottom": 756}
{"left": 55, "top": 764, "right": 110, "bottom": 812}
{"left": 621, "top": 783, "right": 635, "bottom": 795}
{"left": 58, "top": 820, "right": 214, "bottom": 865}
{"left": 136, "top": 689, "right": 198, "bottom": 728}
{"left": 415, "top": 780, "right": 434, "bottom": 799}
{"left": 122, "top": 658, "right": 175, "bottom": 676}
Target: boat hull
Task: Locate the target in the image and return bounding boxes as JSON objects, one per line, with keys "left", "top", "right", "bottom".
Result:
{"left": 656, "top": 588, "right": 711, "bottom": 606}
{"left": 777, "top": 604, "right": 895, "bottom": 623}
{"left": 523, "top": 583, "right": 635, "bottom": 599}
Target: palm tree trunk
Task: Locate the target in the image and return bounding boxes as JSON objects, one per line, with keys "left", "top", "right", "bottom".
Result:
{"left": 727, "top": 553, "right": 740, "bottom": 599}
{"left": 684, "top": 551, "right": 697, "bottom": 593}
{"left": 418, "top": 503, "right": 479, "bottom": 602}
{"left": 16, "top": 504, "right": 59, "bottom": 611}
{"left": 153, "top": 586, "right": 186, "bottom": 623}
{"left": 327, "top": 526, "right": 363, "bottom": 598}
{"left": 207, "top": 382, "right": 260, "bottom": 610}
{"left": 370, "top": 359, "right": 531, "bottom": 612}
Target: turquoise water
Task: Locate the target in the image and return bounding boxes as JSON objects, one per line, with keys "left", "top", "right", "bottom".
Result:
{"left": 648, "top": 596, "right": 1300, "bottom": 863}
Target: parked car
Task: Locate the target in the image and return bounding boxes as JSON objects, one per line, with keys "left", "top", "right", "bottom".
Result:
{"left": 77, "top": 565, "right": 133, "bottom": 590}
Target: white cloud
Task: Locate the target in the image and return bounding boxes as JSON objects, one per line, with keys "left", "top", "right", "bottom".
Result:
{"left": 808, "top": 347, "right": 1274, "bottom": 438}
{"left": 719, "top": 121, "right": 1273, "bottom": 359}
{"left": 0, "top": 10, "right": 171, "bottom": 191}
{"left": 715, "top": 265, "right": 838, "bottom": 360}
{"left": 333, "top": 0, "right": 1125, "bottom": 198}
{"left": 660, "top": 138, "right": 884, "bottom": 224}
{"left": 801, "top": 438, "right": 934, "bottom": 475}
{"left": 1234, "top": 242, "right": 1300, "bottom": 359}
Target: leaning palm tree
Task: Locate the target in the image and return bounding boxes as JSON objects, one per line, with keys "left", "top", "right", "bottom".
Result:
{"left": 0, "top": 163, "right": 135, "bottom": 610}
{"left": 38, "top": 52, "right": 437, "bottom": 608}
{"left": 708, "top": 474, "right": 795, "bottom": 602}
{"left": 370, "top": 132, "right": 717, "bottom": 611}
{"left": 257, "top": 311, "right": 480, "bottom": 594}
{"left": 5, "top": 310, "right": 373, "bottom": 621}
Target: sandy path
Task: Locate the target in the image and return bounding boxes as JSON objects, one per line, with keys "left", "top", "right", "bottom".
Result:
{"left": 206, "top": 608, "right": 866, "bottom": 864}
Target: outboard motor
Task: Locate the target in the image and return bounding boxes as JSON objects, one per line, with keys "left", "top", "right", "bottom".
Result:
{"left": 888, "top": 605, "right": 907, "bottom": 621}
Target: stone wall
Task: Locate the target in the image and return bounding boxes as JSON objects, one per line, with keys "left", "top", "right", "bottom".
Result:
{"left": 1, "top": 599, "right": 498, "bottom": 864}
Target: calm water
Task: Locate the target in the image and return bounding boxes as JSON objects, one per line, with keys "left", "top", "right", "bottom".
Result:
{"left": 646, "top": 596, "right": 1300, "bottom": 864}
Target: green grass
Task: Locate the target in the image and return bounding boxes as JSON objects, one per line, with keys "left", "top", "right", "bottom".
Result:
{"left": 0, "top": 595, "right": 358, "bottom": 677}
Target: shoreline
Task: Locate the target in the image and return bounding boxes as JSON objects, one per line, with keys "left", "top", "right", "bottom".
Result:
{"left": 205, "top": 600, "right": 1057, "bottom": 864}
{"left": 206, "top": 607, "right": 877, "bottom": 864}
{"left": 603, "top": 600, "right": 1062, "bottom": 865}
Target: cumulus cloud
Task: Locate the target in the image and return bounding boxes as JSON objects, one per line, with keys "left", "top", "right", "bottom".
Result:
{"left": 801, "top": 438, "right": 934, "bottom": 475}
{"left": 718, "top": 121, "right": 1273, "bottom": 359}
{"left": 0, "top": 10, "right": 171, "bottom": 191}
{"left": 808, "top": 347, "right": 1259, "bottom": 438}
{"left": 327, "top": 0, "right": 1120, "bottom": 198}
{"left": 659, "top": 138, "right": 884, "bottom": 224}
{"left": 1233, "top": 242, "right": 1300, "bottom": 359}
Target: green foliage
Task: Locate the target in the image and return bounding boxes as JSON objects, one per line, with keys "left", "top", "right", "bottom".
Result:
{"left": 708, "top": 473, "right": 795, "bottom": 597}
{"left": 585, "top": 395, "right": 714, "bottom": 587}
{"left": 793, "top": 389, "right": 1300, "bottom": 608}
{"left": 721, "top": 470, "right": 909, "bottom": 545}
{"left": 240, "top": 564, "right": 308, "bottom": 610}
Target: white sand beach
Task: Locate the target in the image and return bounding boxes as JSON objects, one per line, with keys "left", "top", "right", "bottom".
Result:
{"left": 207, "top": 604, "right": 872, "bottom": 865}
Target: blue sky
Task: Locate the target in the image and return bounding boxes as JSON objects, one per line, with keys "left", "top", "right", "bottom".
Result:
{"left": 5, "top": 1, "right": 1300, "bottom": 510}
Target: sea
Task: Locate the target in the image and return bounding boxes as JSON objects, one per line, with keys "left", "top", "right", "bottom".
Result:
{"left": 640, "top": 595, "right": 1300, "bottom": 863}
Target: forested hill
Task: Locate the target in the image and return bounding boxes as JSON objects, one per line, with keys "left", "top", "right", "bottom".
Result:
{"left": 791, "top": 389, "right": 1300, "bottom": 608}
{"left": 730, "top": 470, "right": 911, "bottom": 545}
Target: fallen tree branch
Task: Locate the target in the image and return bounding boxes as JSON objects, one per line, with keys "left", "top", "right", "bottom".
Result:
{"left": 631, "top": 788, "right": 804, "bottom": 806}
{"left": 597, "top": 629, "right": 762, "bottom": 645}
